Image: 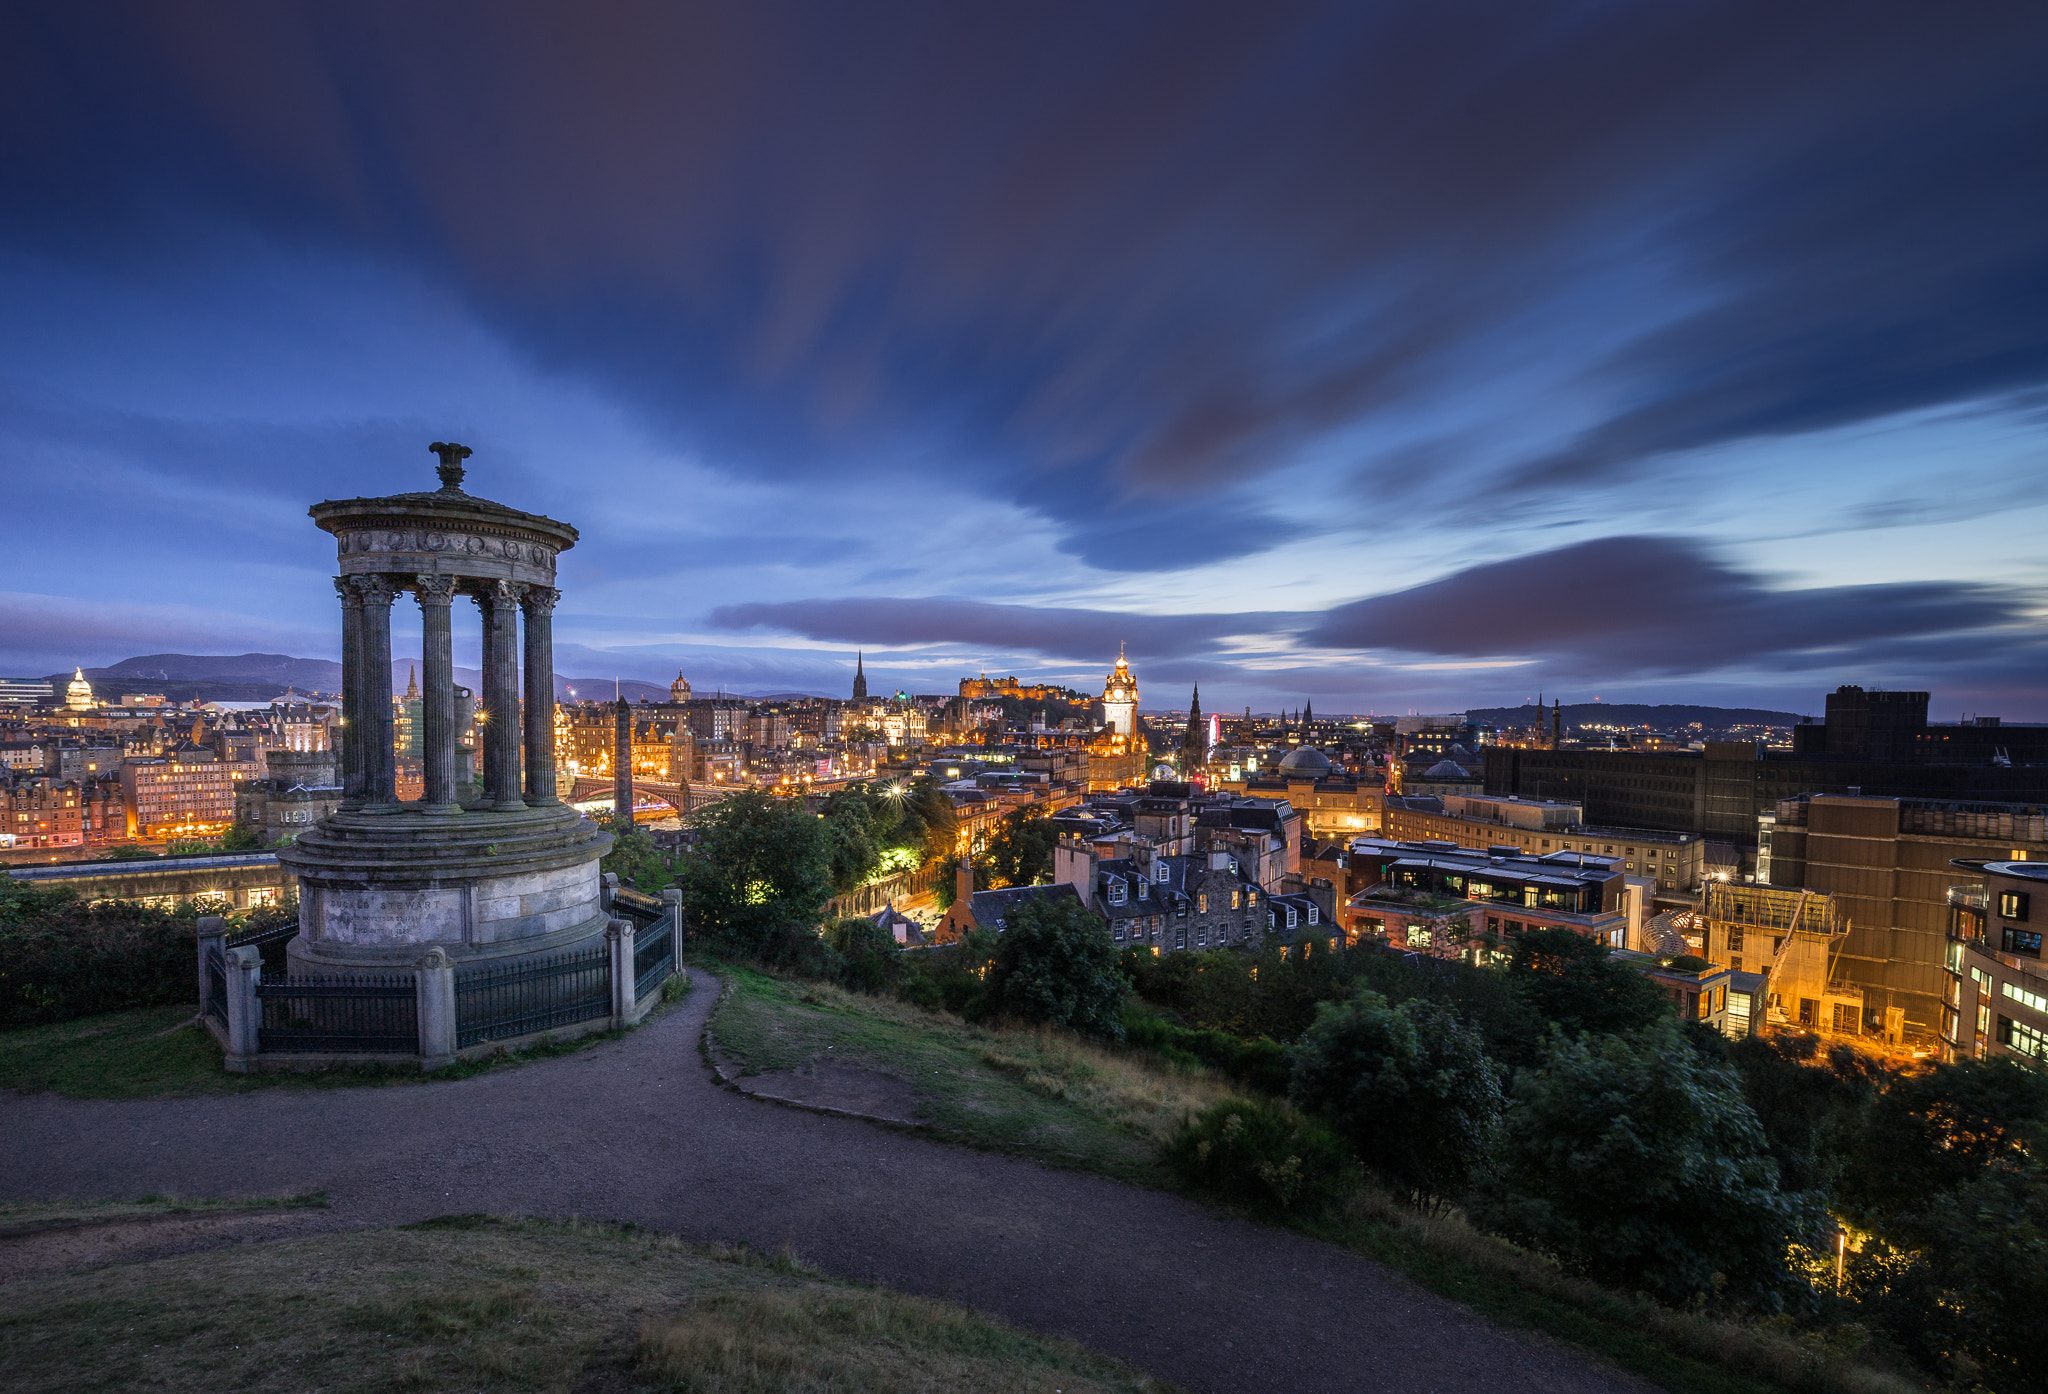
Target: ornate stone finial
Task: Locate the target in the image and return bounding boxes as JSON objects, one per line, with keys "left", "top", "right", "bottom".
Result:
{"left": 429, "top": 441, "right": 472, "bottom": 491}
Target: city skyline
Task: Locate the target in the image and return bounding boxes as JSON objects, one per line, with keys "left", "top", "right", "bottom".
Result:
{"left": 3, "top": 4, "right": 2045, "bottom": 716}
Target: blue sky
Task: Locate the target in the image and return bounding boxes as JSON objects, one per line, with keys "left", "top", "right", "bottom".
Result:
{"left": 2, "top": 2, "right": 2044, "bottom": 718}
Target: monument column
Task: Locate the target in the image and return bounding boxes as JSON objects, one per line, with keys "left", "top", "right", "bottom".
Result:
{"left": 613, "top": 696, "right": 632, "bottom": 826}
{"left": 475, "top": 585, "right": 500, "bottom": 801}
{"left": 486, "top": 580, "right": 526, "bottom": 810}
{"left": 352, "top": 575, "right": 400, "bottom": 806}
{"left": 415, "top": 575, "right": 459, "bottom": 809}
{"left": 521, "top": 586, "right": 561, "bottom": 806}
{"left": 335, "top": 577, "right": 366, "bottom": 808}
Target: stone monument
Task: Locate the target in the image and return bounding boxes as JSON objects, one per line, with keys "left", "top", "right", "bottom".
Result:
{"left": 278, "top": 444, "right": 614, "bottom": 973}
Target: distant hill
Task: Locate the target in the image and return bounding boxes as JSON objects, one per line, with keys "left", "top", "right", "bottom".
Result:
{"left": 49, "top": 653, "right": 819, "bottom": 706}
{"left": 49, "top": 653, "right": 343, "bottom": 704}
{"left": 1467, "top": 702, "right": 1806, "bottom": 730}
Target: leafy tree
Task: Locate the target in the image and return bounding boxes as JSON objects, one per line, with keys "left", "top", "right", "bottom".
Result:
{"left": 219, "top": 822, "right": 265, "bottom": 852}
{"left": 106, "top": 844, "right": 159, "bottom": 860}
{"left": 1724, "top": 1034, "right": 1886, "bottom": 1194}
{"left": 1834, "top": 1056, "right": 2048, "bottom": 1230}
{"left": 983, "top": 892, "right": 1129, "bottom": 1040}
{"left": 981, "top": 808, "right": 1059, "bottom": 888}
{"left": 674, "top": 791, "right": 831, "bottom": 956}
{"left": 1845, "top": 1162, "right": 2048, "bottom": 1389}
{"left": 1502, "top": 926, "right": 1668, "bottom": 1037}
{"left": 1290, "top": 991, "right": 1503, "bottom": 1209}
{"left": 600, "top": 813, "right": 671, "bottom": 892}
{"left": 824, "top": 915, "right": 900, "bottom": 994}
{"left": 818, "top": 799, "right": 881, "bottom": 893}
{"left": 1472, "top": 1023, "right": 1824, "bottom": 1312}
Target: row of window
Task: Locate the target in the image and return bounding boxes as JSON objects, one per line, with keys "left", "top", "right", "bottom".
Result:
{"left": 2002, "top": 979, "right": 2048, "bottom": 1015}
{"left": 1999, "top": 1015, "right": 2048, "bottom": 1061}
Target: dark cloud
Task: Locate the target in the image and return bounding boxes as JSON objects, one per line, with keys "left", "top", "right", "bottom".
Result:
{"left": 708, "top": 598, "right": 1307, "bottom": 664}
{"left": 4, "top": 2, "right": 2045, "bottom": 564}
{"left": 721, "top": 535, "right": 2034, "bottom": 684}
{"left": 1304, "top": 536, "right": 2028, "bottom": 670}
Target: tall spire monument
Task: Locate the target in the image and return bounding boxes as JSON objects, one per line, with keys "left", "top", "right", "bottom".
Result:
{"left": 1180, "top": 683, "right": 1207, "bottom": 772}
{"left": 852, "top": 651, "right": 868, "bottom": 702}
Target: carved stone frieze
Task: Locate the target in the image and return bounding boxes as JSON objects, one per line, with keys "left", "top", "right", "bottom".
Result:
{"left": 339, "top": 528, "right": 557, "bottom": 570}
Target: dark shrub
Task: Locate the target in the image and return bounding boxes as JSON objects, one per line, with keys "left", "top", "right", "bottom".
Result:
{"left": 1121, "top": 1010, "right": 1291, "bottom": 1094}
{"left": 1164, "top": 1097, "right": 1355, "bottom": 1216}
{"left": 824, "top": 917, "right": 900, "bottom": 994}
{"left": 1502, "top": 926, "right": 1668, "bottom": 1038}
{"left": 1289, "top": 991, "right": 1503, "bottom": 1209}
{"left": 983, "top": 894, "right": 1128, "bottom": 1040}
{"left": 0, "top": 878, "right": 201, "bottom": 1025}
{"left": 1471, "top": 1023, "right": 1823, "bottom": 1313}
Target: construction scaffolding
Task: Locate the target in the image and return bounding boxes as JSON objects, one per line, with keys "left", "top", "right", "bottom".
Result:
{"left": 1700, "top": 883, "right": 1877, "bottom": 1039}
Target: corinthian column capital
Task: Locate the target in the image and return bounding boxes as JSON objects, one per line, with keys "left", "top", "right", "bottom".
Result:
{"left": 349, "top": 574, "right": 400, "bottom": 607}
{"left": 335, "top": 576, "right": 364, "bottom": 609}
{"left": 520, "top": 585, "right": 560, "bottom": 618}
{"left": 414, "top": 574, "right": 458, "bottom": 606}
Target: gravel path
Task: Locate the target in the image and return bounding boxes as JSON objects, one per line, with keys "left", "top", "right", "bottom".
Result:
{"left": 0, "top": 971, "right": 1648, "bottom": 1394}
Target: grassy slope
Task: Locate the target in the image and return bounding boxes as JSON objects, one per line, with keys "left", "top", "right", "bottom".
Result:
{"left": 0, "top": 1211, "right": 1173, "bottom": 1394}
{"left": 708, "top": 964, "right": 1231, "bottom": 1183}
{"left": 0, "top": 976, "right": 692, "bottom": 1101}
{"left": 708, "top": 966, "right": 1917, "bottom": 1394}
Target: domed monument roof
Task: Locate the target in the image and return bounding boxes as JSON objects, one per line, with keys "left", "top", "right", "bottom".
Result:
{"left": 1423, "top": 759, "right": 1472, "bottom": 779}
{"left": 1277, "top": 746, "right": 1337, "bottom": 777}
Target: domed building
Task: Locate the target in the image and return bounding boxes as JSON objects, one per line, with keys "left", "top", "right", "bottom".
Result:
{"left": 669, "top": 670, "right": 692, "bottom": 703}
{"left": 65, "top": 667, "right": 96, "bottom": 712}
{"left": 1221, "top": 741, "right": 1381, "bottom": 840}
{"left": 1409, "top": 758, "right": 1481, "bottom": 798}
{"left": 1276, "top": 746, "right": 1337, "bottom": 779}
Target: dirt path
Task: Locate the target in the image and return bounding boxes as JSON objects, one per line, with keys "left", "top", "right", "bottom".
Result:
{"left": 0, "top": 972, "right": 1648, "bottom": 1394}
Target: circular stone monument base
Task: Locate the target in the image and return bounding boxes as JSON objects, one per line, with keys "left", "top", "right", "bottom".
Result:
{"left": 276, "top": 803, "right": 615, "bottom": 974}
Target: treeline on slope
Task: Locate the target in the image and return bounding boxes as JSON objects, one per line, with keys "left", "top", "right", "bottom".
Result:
{"left": 683, "top": 840, "right": 2045, "bottom": 1391}
{"left": 1140, "top": 931, "right": 2047, "bottom": 1391}
{"left": 0, "top": 874, "right": 295, "bottom": 1026}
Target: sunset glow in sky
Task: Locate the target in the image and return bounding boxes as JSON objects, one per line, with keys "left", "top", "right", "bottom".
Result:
{"left": 3, "top": 3, "right": 2045, "bottom": 715}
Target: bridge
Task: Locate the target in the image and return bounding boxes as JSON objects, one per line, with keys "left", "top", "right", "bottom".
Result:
{"left": 567, "top": 777, "right": 735, "bottom": 821}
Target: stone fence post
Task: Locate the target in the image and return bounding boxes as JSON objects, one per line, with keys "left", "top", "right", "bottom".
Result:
{"left": 223, "top": 945, "right": 262, "bottom": 1073}
{"left": 600, "top": 871, "right": 618, "bottom": 911}
{"left": 416, "top": 948, "right": 457, "bottom": 1070}
{"left": 607, "top": 916, "right": 636, "bottom": 1027}
{"left": 196, "top": 915, "right": 226, "bottom": 1014}
{"left": 662, "top": 886, "right": 681, "bottom": 931}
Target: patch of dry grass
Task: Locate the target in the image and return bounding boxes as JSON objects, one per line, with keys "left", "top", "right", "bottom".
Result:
{"left": 0, "top": 1214, "right": 1172, "bottom": 1394}
{"left": 637, "top": 1284, "right": 1170, "bottom": 1394}
{"left": 711, "top": 967, "right": 1230, "bottom": 1177}
{"left": 1316, "top": 1190, "right": 1919, "bottom": 1394}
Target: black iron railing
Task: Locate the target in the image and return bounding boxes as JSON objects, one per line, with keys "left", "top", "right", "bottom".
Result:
{"left": 256, "top": 973, "right": 417, "bottom": 1053}
{"left": 454, "top": 941, "right": 611, "bottom": 1049}
{"left": 228, "top": 920, "right": 299, "bottom": 951}
{"left": 205, "top": 946, "right": 228, "bottom": 1028}
{"left": 635, "top": 914, "right": 675, "bottom": 1002}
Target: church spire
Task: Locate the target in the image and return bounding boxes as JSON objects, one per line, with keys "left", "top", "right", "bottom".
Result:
{"left": 1180, "top": 683, "right": 1206, "bottom": 772}
{"left": 852, "top": 650, "right": 868, "bottom": 702}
